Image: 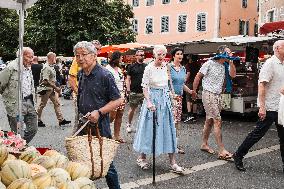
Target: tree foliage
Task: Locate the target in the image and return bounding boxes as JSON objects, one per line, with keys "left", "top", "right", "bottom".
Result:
{"left": 0, "top": 0, "right": 135, "bottom": 60}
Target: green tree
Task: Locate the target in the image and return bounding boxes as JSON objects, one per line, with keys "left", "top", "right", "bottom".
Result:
{"left": 0, "top": 0, "right": 136, "bottom": 59}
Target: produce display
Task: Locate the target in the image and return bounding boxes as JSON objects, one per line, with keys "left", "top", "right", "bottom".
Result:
{"left": 0, "top": 132, "right": 97, "bottom": 189}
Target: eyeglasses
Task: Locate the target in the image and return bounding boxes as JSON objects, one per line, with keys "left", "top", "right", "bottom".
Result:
{"left": 75, "top": 53, "right": 91, "bottom": 59}
{"left": 137, "top": 54, "right": 145, "bottom": 57}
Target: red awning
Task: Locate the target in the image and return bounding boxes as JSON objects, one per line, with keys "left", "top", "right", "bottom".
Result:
{"left": 259, "top": 21, "right": 284, "bottom": 35}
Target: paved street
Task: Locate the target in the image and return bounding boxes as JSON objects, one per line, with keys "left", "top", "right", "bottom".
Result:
{"left": 1, "top": 96, "right": 283, "bottom": 189}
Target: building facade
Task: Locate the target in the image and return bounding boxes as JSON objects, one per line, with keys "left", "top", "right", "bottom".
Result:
{"left": 124, "top": 0, "right": 258, "bottom": 44}
{"left": 259, "top": 0, "right": 284, "bottom": 24}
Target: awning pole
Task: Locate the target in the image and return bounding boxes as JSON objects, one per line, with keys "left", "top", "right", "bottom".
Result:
{"left": 17, "top": 2, "right": 25, "bottom": 134}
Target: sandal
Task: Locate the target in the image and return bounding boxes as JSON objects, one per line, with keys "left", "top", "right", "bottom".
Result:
{"left": 170, "top": 164, "right": 185, "bottom": 174}
{"left": 136, "top": 158, "right": 150, "bottom": 170}
{"left": 200, "top": 147, "right": 215, "bottom": 155}
{"left": 115, "top": 138, "right": 127, "bottom": 143}
{"left": 218, "top": 153, "right": 233, "bottom": 161}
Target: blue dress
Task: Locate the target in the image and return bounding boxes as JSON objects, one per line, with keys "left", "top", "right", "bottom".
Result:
{"left": 133, "top": 62, "right": 177, "bottom": 155}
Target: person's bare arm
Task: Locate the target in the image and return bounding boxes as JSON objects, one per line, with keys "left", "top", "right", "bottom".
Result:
{"left": 258, "top": 81, "right": 267, "bottom": 121}
{"left": 228, "top": 61, "right": 236, "bottom": 78}
{"left": 192, "top": 72, "right": 204, "bottom": 100}
{"left": 68, "top": 75, "right": 78, "bottom": 94}
{"left": 125, "top": 75, "right": 131, "bottom": 93}
{"left": 280, "top": 86, "right": 284, "bottom": 95}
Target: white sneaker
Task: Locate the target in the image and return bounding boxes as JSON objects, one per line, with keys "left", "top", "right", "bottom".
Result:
{"left": 126, "top": 124, "right": 132, "bottom": 133}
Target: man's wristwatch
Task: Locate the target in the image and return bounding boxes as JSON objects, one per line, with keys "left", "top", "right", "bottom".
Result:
{"left": 98, "top": 109, "right": 103, "bottom": 117}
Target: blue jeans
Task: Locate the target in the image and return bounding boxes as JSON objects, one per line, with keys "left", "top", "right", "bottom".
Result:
{"left": 235, "top": 111, "right": 284, "bottom": 166}
{"left": 105, "top": 162, "right": 121, "bottom": 189}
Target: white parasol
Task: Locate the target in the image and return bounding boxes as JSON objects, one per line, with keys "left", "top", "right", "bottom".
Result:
{"left": 0, "top": 0, "right": 39, "bottom": 133}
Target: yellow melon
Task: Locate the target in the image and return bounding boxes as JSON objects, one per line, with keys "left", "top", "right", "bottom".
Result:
{"left": 51, "top": 155, "right": 69, "bottom": 169}
{"left": 32, "top": 172, "right": 52, "bottom": 189}
{"left": 48, "top": 168, "right": 71, "bottom": 187}
{"left": 58, "top": 181, "right": 79, "bottom": 189}
{"left": 0, "top": 181, "right": 6, "bottom": 189}
{"left": 7, "top": 178, "right": 36, "bottom": 189}
{"left": 0, "top": 160, "right": 32, "bottom": 186}
{"left": 29, "top": 164, "right": 47, "bottom": 177}
{"left": 0, "top": 145, "right": 8, "bottom": 166}
{"left": 19, "top": 151, "right": 40, "bottom": 164}
{"left": 65, "top": 162, "right": 91, "bottom": 180}
{"left": 32, "top": 156, "right": 55, "bottom": 170}
{"left": 7, "top": 154, "right": 17, "bottom": 161}
{"left": 43, "top": 150, "right": 60, "bottom": 157}
{"left": 44, "top": 187, "right": 57, "bottom": 189}
{"left": 74, "top": 177, "right": 96, "bottom": 189}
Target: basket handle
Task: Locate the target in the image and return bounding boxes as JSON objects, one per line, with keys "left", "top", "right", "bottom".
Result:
{"left": 87, "top": 123, "right": 104, "bottom": 179}
{"left": 72, "top": 120, "right": 90, "bottom": 137}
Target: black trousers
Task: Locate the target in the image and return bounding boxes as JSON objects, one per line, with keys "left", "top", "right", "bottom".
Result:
{"left": 236, "top": 111, "right": 284, "bottom": 166}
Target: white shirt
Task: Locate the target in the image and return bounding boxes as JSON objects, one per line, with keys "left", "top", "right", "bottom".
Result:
{"left": 199, "top": 59, "right": 225, "bottom": 94}
{"left": 22, "top": 67, "right": 33, "bottom": 98}
{"left": 105, "top": 64, "right": 124, "bottom": 92}
{"left": 258, "top": 55, "right": 284, "bottom": 111}
{"left": 141, "top": 62, "right": 168, "bottom": 88}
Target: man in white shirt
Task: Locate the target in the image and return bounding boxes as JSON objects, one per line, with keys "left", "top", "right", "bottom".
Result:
{"left": 0, "top": 47, "right": 38, "bottom": 143}
{"left": 233, "top": 40, "right": 284, "bottom": 173}
{"left": 192, "top": 46, "right": 236, "bottom": 160}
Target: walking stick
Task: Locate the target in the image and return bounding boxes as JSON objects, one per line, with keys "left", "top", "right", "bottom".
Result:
{"left": 152, "top": 110, "right": 157, "bottom": 185}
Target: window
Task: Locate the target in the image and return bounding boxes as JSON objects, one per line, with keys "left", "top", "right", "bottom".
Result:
{"left": 267, "top": 10, "right": 275, "bottom": 22}
{"left": 239, "top": 20, "right": 249, "bottom": 35}
{"left": 146, "top": 0, "right": 154, "bottom": 6}
{"left": 178, "top": 15, "right": 187, "bottom": 32}
{"left": 162, "top": 0, "right": 170, "bottom": 4}
{"left": 179, "top": 0, "right": 187, "bottom": 2}
{"left": 197, "top": 13, "right": 206, "bottom": 32}
{"left": 132, "top": 0, "right": 139, "bottom": 7}
{"left": 145, "top": 17, "right": 153, "bottom": 34}
{"left": 161, "top": 16, "right": 169, "bottom": 33}
{"left": 132, "top": 19, "right": 138, "bottom": 33}
{"left": 242, "top": 0, "right": 247, "bottom": 8}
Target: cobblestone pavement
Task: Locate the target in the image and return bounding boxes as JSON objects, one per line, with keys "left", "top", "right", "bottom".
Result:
{"left": 1, "top": 96, "right": 283, "bottom": 189}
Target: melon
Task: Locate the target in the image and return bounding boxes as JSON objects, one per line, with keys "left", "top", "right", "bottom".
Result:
{"left": 7, "top": 154, "right": 16, "bottom": 161}
{"left": 32, "top": 172, "right": 52, "bottom": 189}
{"left": 43, "top": 150, "right": 60, "bottom": 157}
{"left": 65, "top": 162, "right": 91, "bottom": 180}
{"left": 29, "top": 164, "right": 47, "bottom": 177}
{"left": 0, "top": 160, "right": 32, "bottom": 186}
{"left": 74, "top": 177, "right": 96, "bottom": 189}
{"left": 0, "top": 181, "right": 6, "bottom": 189}
{"left": 32, "top": 156, "right": 55, "bottom": 170}
{"left": 19, "top": 151, "right": 40, "bottom": 163}
{"left": 7, "top": 178, "right": 37, "bottom": 189}
{"left": 44, "top": 187, "right": 57, "bottom": 189}
{"left": 58, "top": 181, "right": 79, "bottom": 189}
{"left": 51, "top": 155, "right": 69, "bottom": 169}
{"left": 48, "top": 168, "right": 71, "bottom": 187}
{"left": 0, "top": 145, "right": 8, "bottom": 166}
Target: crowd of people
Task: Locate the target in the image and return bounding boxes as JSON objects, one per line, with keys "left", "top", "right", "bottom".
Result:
{"left": 0, "top": 39, "right": 284, "bottom": 189}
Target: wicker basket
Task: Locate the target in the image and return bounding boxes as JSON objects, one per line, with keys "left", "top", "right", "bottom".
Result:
{"left": 65, "top": 122, "right": 119, "bottom": 179}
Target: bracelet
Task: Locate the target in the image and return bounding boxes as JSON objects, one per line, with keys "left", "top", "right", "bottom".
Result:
{"left": 98, "top": 109, "right": 103, "bottom": 117}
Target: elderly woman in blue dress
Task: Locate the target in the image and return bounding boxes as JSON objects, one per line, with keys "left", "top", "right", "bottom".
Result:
{"left": 133, "top": 45, "right": 184, "bottom": 173}
{"left": 169, "top": 48, "right": 193, "bottom": 154}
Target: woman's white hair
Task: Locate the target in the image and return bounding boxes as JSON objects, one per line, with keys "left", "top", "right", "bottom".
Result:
{"left": 153, "top": 45, "right": 167, "bottom": 58}
{"left": 73, "top": 41, "right": 97, "bottom": 55}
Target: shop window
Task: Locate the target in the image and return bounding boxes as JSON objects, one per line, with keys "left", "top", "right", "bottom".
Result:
{"left": 146, "top": 0, "right": 154, "bottom": 6}
{"left": 132, "top": 19, "right": 138, "bottom": 33}
{"left": 239, "top": 20, "right": 249, "bottom": 35}
{"left": 161, "top": 16, "right": 169, "bottom": 33}
{"left": 162, "top": 0, "right": 170, "bottom": 4}
{"left": 197, "top": 13, "right": 206, "bottom": 32}
{"left": 132, "top": 0, "right": 139, "bottom": 7}
{"left": 145, "top": 17, "right": 153, "bottom": 34}
{"left": 178, "top": 15, "right": 187, "bottom": 32}
{"left": 267, "top": 10, "right": 275, "bottom": 22}
{"left": 242, "top": 0, "right": 247, "bottom": 8}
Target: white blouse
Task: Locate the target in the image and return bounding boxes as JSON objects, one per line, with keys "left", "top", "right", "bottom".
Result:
{"left": 105, "top": 64, "right": 124, "bottom": 92}
{"left": 141, "top": 62, "right": 169, "bottom": 88}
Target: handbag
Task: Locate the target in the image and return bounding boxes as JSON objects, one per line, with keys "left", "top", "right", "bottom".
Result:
{"left": 65, "top": 121, "right": 120, "bottom": 180}
{"left": 278, "top": 94, "right": 284, "bottom": 126}
{"left": 221, "top": 93, "right": 231, "bottom": 110}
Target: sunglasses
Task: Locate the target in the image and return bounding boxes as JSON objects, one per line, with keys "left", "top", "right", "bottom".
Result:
{"left": 137, "top": 54, "right": 145, "bottom": 57}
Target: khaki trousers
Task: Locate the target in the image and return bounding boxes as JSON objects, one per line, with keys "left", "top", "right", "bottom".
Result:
{"left": 37, "top": 90, "right": 63, "bottom": 122}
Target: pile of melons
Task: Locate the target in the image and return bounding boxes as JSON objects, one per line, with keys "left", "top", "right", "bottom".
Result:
{"left": 0, "top": 145, "right": 96, "bottom": 189}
